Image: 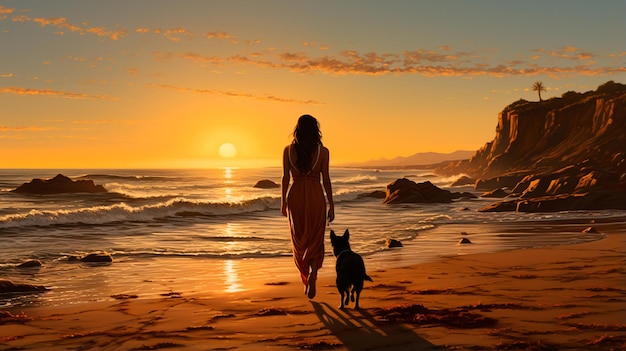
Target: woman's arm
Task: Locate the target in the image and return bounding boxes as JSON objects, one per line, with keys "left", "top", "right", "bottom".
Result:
{"left": 321, "top": 146, "right": 335, "bottom": 222}
{"left": 281, "top": 146, "right": 291, "bottom": 217}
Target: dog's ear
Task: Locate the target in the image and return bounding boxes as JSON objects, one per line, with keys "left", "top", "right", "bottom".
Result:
{"left": 344, "top": 229, "right": 349, "bottom": 240}
{"left": 330, "top": 229, "right": 336, "bottom": 239}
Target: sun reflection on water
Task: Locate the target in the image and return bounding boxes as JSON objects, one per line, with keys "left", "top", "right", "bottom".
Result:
{"left": 223, "top": 260, "right": 242, "bottom": 293}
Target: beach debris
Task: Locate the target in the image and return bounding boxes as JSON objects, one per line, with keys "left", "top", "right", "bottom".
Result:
{"left": 587, "top": 335, "right": 626, "bottom": 348}
{"left": 265, "top": 281, "right": 289, "bottom": 286}
{"left": 495, "top": 340, "right": 556, "bottom": 351}
{"left": 110, "top": 294, "right": 138, "bottom": 300}
{"left": 582, "top": 226, "right": 599, "bottom": 233}
{"left": 255, "top": 307, "right": 287, "bottom": 316}
{"left": 207, "top": 313, "right": 236, "bottom": 323}
{"left": 160, "top": 291, "right": 182, "bottom": 298}
{"left": 0, "top": 310, "right": 32, "bottom": 325}
{"left": 17, "top": 259, "right": 43, "bottom": 268}
{"left": 12, "top": 174, "right": 107, "bottom": 194}
{"left": 253, "top": 179, "right": 279, "bottom": 188}
{"left": 458, "top": 238, "right": 472, "bottom": 244}
{"left": 385, "top": 238, "right": 403, "bottom": 248}
{"left": 0, "top": 279, "right": 48, "bottom": 294}
{"left": 297, "top": 341, "right": 343, "bottom": 350}
{"left": 374, "top": 303, "right": 497, "bottom": 328}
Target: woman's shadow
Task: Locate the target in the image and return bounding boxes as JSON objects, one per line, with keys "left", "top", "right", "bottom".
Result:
{"left": 310, "top": 301, "right": 437, "bottom": 351}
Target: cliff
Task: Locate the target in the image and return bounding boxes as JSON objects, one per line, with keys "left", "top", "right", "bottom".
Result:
{"left": 435, "top": 81, "right": 626, "bottom": 212}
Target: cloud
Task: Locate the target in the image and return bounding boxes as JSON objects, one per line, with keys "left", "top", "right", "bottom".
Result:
{"left": 0, "top": 125, "right": 54, "bottom": 132}
{"left": 71, "top": 119, "right": 137, "bottom": 125}
{"left": 149, "top": 84, "right": 323, "bottom": 105}
{"left": 216, "top": 47, "right": 626, "bottom": 78}
{"left": 0, "top": 86, "right": 119, "bottom": 100}
{"left": 136, "top": 27, "right": 237, "bottom": 43}
{"left": 7, "top": 12, "right": 128, "bottom": 40}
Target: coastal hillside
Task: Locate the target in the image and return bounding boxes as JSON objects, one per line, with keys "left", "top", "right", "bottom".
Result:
{"left": 342, "top": 150, "right": 474, "bottom": 168}
{"left": 435, "top": 81, "right": 626, "bottom": 211}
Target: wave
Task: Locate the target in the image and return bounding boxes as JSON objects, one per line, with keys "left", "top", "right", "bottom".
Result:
{"left": 77, "top": 174, "right": 185, "bottom": 182}
{"left": 0, "top": 197, "right": 281, "bottom": 229}
{"left": 334, "top": 174, "right": 378, "bottom": 185}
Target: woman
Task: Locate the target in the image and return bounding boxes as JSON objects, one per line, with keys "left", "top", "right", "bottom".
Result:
{"left": 281, "top": 114, "right": 335, "bottom": 299}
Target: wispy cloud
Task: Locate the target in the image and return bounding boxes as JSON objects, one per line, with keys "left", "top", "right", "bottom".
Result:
{"left": 1, "top": 6, "right": 127, "bottom": 40}
{"left": 31, "top": 17, "right": 127, "bottom": 40}
{"left": 0, "top": 86, "right": 119, "bottom": 100}
{"left": 136, "top": 26, "right": 237, "bottom": 43}
{"left": 149, "top": 84, "right": 323, "bottom": 105}
{"left": 218, "top": 47, "right": 626, "bottom": 78}
{"left": 71, "top": 119, "right": 138, "bottom": 125}
{"left": 0, "top": 125, "right": 54, "bottom": 132}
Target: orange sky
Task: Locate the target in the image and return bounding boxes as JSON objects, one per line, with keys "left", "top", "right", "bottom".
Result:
{"left": 1, "top": 1, "right": 625, "bottom": 168}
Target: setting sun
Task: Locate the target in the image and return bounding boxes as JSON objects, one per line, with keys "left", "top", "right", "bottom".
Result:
{"left": 218, "top": 143, "right": 237, "bottom": 158}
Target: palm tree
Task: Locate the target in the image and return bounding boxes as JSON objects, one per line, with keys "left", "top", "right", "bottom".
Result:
{"left": 532, "top": 81, "right": 546, "bottom": 101}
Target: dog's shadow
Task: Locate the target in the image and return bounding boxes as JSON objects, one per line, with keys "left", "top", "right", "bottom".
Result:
{"left": 310, "top": 301, "right": 436, "bottom": 351}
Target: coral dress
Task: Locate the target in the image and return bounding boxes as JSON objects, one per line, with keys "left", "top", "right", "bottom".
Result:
{"left": 287, "top": 144, "right": 326, "bottom": 285}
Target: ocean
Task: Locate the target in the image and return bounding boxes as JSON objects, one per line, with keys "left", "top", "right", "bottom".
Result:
{"left": 1, "top": 167, "right": 622, "bottom": 309}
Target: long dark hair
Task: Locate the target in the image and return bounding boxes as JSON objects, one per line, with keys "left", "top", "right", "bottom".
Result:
{"left": 292, "top": 114, "right": 322, "bottom": 173}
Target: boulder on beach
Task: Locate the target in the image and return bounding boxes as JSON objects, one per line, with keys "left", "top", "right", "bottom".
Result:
{"left": 81, "top": 253, "right": 113, "bottom": 263}
{"left": 385, "top": 238, "right": 403, "bottom": 248}
{"left": 253, "top": 179, "right": 280, "bottom": 189}
{"left": 12, "top": 174, "right": 107, "bottom": 194}
{"left": 451, "top": 175, "right": 475, "bottom": 187}
{"left": 17, "top": 260, "right": 43, "bottom": 269}
{"left": 383, "top": 179, "right": 454, "bottom": 204}
{"left": 458, "top": 238, "right": 472, "bottom": 244}
{"left": 69, "top": 253, "right": 113, "bottom": 263}
{"left": 0, "top": 280, "right": 48, "bottom": 294}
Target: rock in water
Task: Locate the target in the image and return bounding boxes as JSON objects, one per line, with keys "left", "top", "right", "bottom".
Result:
{"left": 385, "top": 238, "right": 403, "bottom": 248}
{"left": 0, "top": 280, "right": 48, "bottom": 293}
{"left": 253, "top": 179, "right": 280, "bottom": 188}
{"left": 80, "top": 253, "right": 113, "bottom": 263}
{"left": 13, "top": 174, "right": 107, "bottom": 194}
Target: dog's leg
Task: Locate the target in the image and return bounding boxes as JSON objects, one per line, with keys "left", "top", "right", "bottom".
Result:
{"left": 354, "top": 290, "right": 361, "bottom": 309}
{"left": 339, "top": 290, "right": 346, "bottom": 309}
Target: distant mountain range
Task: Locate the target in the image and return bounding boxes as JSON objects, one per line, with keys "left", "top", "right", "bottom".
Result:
{"left": 341, "top": 150, "right": 475, "bottom": 168}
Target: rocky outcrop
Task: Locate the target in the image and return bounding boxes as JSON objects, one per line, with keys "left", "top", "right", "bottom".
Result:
{"left": 481, "top": 188, "right": 509, "bottom": 198}
{"left": 253, "top": 179, "right": 279, "bottom": 189}
{"left": 357, "top": 190, "right": 387, "bottom": 199}
{"left": 68, "top": 253, "right": 113, "bottom": 263}
{"left": 13, "top": 174, "right": 107, "bottom": 194}
{"left": 0, "top": 280, "right": 48, "bottom": 294}
{"left": 434, "top": 81, "right": 626, "bottom": 212}
{"left": 383, "top": 178, "right": 475, "bottom": 204}
{"left": 385, "top": 238, "right": 403, "bottom": 248}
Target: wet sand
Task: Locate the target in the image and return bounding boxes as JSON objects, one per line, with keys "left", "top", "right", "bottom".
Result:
{"left": 1, "top": 225, "right": 625, "bottom": 350}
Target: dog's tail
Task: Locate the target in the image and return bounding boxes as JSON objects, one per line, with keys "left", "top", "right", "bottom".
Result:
{"left": 364, "top": 274, "right": 373, "bottom": 282}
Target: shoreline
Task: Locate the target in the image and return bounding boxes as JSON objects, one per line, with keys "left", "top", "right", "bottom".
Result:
{"left": 1, "top": 221, "right": 625, "bottom": 350}
{"left": 1, "top": 217, "right": 618, "bottom": 310}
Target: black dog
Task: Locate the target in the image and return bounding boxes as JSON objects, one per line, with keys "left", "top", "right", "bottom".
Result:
{"left": 330, "top": 229, "right": 373, "bottom": 309}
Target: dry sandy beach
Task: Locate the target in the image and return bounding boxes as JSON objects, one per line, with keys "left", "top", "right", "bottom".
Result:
{"left": 1, "top": 223, "right": 625, "bottom": 351}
